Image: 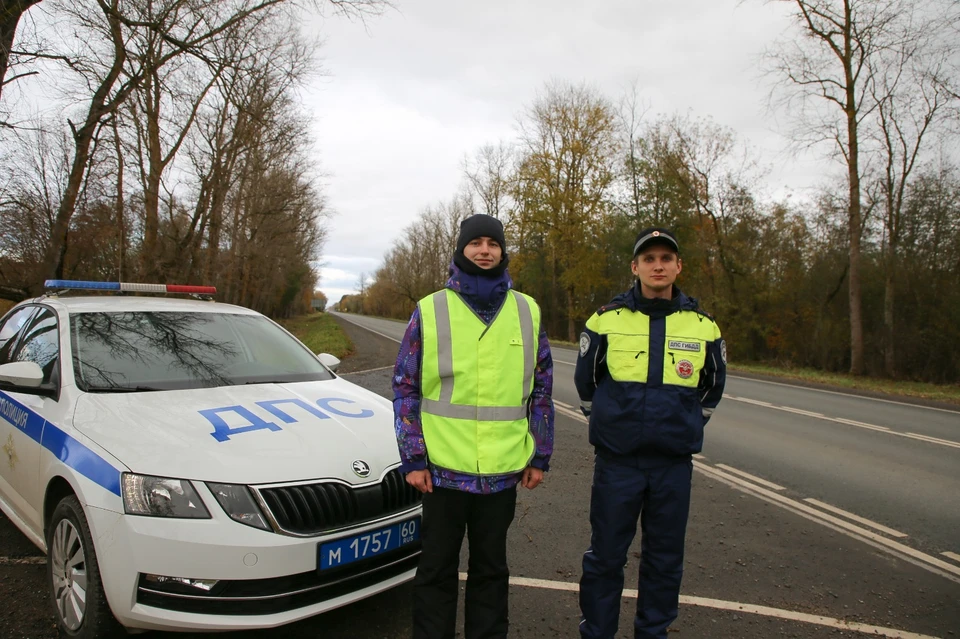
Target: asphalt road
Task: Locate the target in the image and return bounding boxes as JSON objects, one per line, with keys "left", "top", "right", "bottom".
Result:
{"left": 333, "top": 312, "right": 960, "bottom": 559}
{"left": 2, "top": 312, "right": 959, "bottom": 639}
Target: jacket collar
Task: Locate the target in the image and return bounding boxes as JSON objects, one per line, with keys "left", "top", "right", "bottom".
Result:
{"left": 445, "top": 261, "right": 512, "bottom": 311}
{"left": 604, "top": 283, "right": 699, "bottom": 319}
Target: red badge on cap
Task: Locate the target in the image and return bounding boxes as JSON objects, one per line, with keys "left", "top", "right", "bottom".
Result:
{"left": 676, "top": 360, "right": 694, "bottom": 379}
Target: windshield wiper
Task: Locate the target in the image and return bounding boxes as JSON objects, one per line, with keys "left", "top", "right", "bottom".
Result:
{"left": 84, "top": 385, "right": 165, "bottom": 393}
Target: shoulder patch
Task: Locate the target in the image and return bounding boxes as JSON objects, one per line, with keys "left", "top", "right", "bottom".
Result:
{"left": 579, "top": 332, "right": 591, "bottom": 356}
{"left": 720, "top": 339, "right": 727, "bottom": 365}
{"left": 597, "top": 302, "right": 625, "bottom": 316}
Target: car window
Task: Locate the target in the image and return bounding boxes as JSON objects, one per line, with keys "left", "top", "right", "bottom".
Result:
{"left": 12, "top": 308, "right": 59, "bottom": 385}
{"left": 0, "top": 306, "right": 38, "bottom": 365}
{"left": 70, "top": 311, "right": 334, "bottom": 391}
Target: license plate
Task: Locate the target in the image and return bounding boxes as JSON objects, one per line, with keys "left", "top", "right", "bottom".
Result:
{"left": 318, "top": 517, "right": 420, "bottom": 570}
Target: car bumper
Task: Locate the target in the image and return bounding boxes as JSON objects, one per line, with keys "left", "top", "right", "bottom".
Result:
{"left": 87, "top": 505, "right": 420, "bottom": 631}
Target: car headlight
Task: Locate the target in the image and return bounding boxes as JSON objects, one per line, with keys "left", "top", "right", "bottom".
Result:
{"left": 206, "top": 483, "right": 272, "bottom": 531}
{"left": 121, "top": 473, "right": 211, "bottom": 518}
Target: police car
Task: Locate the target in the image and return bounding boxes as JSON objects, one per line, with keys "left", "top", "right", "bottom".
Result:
{"left": 0, "top": 281, "right": 421, "bottom": 638}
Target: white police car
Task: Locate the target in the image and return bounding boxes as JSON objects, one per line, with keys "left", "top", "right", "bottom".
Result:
{"left": 0, "top": 280, "right": 421, "bottom": 638}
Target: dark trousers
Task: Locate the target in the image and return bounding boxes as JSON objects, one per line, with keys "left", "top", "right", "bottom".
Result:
{"left": 579, "top": 456, "right": 693, "bottom": 639}
{"left": 413, "top": 486, "right": 518, "bottom": 639}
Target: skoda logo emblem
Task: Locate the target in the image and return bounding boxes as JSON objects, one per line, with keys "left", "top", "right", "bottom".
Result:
{"left": 352, "top": 460, "right": 371, "bottom": 478}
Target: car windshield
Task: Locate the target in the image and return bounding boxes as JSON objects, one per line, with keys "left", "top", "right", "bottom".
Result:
{"left": 70, "top": 311, "right": 334, "bottom": 391}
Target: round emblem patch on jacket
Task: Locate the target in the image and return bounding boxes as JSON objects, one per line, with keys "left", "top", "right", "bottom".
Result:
{"left": 579, "top": 332, "right": 591, "bottom": 356}
{"left": 676, "top": 360, "right": 694, "bottom": 379}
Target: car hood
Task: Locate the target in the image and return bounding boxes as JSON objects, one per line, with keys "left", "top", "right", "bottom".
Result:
{"left": 72, "top": 379, "right": 399, "bottom": 485}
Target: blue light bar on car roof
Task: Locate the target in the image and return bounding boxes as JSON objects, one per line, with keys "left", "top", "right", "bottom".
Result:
{"left": 44, "top": 280, "right": 217, "bottom": 295}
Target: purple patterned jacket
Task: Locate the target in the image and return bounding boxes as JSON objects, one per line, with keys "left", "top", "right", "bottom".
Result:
{"left": 392, "top": 264, "right": 554, "bottom": 494}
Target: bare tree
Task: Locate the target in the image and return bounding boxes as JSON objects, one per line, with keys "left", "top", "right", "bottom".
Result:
{"left": 765, "top": 0, "right": 960, "bottom": 374}
{"left": 0, "top": 0, "right": 41, "bottom": 103}
{"left": 868, "top": 8, "right": 958, "bottom": 376}
{"left": 5, "top": 0, "right": 386, "bottom": 292}
{"left": 764, "top": 0, "right": 903, "bottom": 374}
{"left": 615, "top": 81, "right": 655, "bottom": 221}
{"left": 463, "top": 143, "right": 513, "bottom": 220}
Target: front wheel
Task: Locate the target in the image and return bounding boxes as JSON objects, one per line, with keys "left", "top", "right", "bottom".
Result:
{"left": 47, "top": 495, "right": 124, "bottom": 639}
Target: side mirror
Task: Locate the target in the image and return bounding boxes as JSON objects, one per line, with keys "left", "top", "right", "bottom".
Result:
{"left": 0, "top": 361, "right": 44, "bottom": 388}
{"left": 317, "top": 353, "right": 341, "bottom": 373}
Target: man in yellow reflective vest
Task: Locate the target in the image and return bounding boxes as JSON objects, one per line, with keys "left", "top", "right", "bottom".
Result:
{"left": 393, "top": 213, "right": 555, "bottom": 639}
{"left": 575, "top": 227, "right": 726, "bottom": 639}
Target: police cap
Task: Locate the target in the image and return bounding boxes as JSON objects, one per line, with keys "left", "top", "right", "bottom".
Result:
{"left": 633, "top": 227, "right": 679, "bottom": 257}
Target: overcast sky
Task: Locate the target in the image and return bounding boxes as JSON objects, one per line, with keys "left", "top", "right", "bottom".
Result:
{"left": 303, "top": 0, "right": 825, "bottom": 303}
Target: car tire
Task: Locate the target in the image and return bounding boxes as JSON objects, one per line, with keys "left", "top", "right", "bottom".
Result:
{"left": 47, "top": 495, "right": 125, "bottom": 639}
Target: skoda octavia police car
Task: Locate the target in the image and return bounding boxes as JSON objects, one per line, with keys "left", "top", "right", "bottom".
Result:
{"left": 0, "top": 281, "right": 421, "bottom": 638}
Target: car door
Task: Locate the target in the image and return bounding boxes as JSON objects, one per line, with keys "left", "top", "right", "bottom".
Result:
{"left": 0, "top": 305, "right": 60, "bottom": 533}
{"left": 0, "top": 305, "right": 41, "bottom": 526}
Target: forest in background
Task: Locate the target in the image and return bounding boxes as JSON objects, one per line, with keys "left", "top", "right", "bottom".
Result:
{"left": 1, "top": 1, "right": 958, "bottom": 382}
{"left": 343, "top": 2, "right": 960, "bottom": 384}
{"left": 0, "top": 0, "right": 385, "bottom": 318}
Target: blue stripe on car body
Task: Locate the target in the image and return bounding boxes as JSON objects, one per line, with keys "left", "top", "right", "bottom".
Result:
{"left": 0, "top": 390, "right": 123, "bottom": 496}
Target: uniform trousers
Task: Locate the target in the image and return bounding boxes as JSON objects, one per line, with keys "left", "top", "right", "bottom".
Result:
{"left": 413, "top": 485, "right": 518, "bottom": 639}
{"left": 579, "top": 455, "right": 693, "bottom": 639}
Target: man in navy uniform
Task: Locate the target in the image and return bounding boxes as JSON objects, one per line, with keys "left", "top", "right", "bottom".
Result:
{"left": 576, "top": 227, "right": 726, "bottom": 639}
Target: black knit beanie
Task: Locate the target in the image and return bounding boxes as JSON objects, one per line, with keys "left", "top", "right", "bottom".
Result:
{"left": 453, "top": 214, "right": 509, "bottom": 276}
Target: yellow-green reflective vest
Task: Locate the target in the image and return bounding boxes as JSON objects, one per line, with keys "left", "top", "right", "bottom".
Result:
{"left": 418, "top": 289, "right": 540, "bottom": 475}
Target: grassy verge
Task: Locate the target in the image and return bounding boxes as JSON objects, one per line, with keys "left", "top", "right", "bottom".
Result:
{"left": 552, "top": 338, "right": 959, "bottom": 405}
{"left": 729, "top": 362, "right": 960, "bottom": 405}
{"left": 280, "top": 312, "right": 353, "bottom": 359}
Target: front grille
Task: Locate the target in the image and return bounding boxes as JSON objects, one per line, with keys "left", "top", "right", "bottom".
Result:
{"left": 136, "top": 546, "right": 420, "bottom": 615}
{"left": 258, "top": 468, "right": 422, "bottom": 535}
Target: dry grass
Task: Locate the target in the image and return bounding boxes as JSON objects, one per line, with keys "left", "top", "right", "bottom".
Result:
{"left": 279, "top": 312, "right": 353, "bottom": 359}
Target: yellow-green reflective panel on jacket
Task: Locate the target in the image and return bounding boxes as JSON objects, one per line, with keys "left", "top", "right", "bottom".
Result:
{"left": 662, "top": 313, "right": 711, "bottom": 388}
{"left": 587, "top": 311, "right": 651, "bottom": 383}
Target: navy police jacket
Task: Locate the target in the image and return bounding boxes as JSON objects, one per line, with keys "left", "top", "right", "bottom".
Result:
{"left": 575, "top": 284, "right": 726, "bottom": 464}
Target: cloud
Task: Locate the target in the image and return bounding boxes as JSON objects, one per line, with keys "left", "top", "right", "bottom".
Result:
{"left": 305, "top": 0, "right": 824, "bottom": 303}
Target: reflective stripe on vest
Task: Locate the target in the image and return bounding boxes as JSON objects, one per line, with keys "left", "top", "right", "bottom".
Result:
{"left": 418, "top": 289, "right": 539, "bottom": 475}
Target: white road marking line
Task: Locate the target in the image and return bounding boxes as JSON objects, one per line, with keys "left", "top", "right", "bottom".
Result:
{"left": 902, "top": 432, "right": 960, "bottom": 450}
{"left": 803, "top": 499, "right": 908, "bottom": 538}
{"left": 834, "top": 417, "right": 891, "bottom": 432}
{"left": 675, "top": 595, "right": 938, "bottom": 639}
{"left": 338, "top": 319, "right": 956, "bottom": 569}
{"left": 554, "top": 399, "right": 573, "bottom": 409}
{"left": 777, "top": 406, "right": 825, "bottom": 418}
{"left": 339, "top": 365, "right": 394, "bottom": 375}
{"left": 555, "top": 405, "right": 586, "bottom": 422}
{"left": 695, "top": 462, "right": 960, "bottom": 584}
{"left": 727, "top": 374, "right": 960, "bottom": 414}
{"left": 519, "top": 346, "right": 960, "bottom": 415}
{"left": 731, "top": 397, "right": 774, "bottom": 407}
{"left": 340, "top": 318, "right": 960, "bottom": 433}
{"left": 0, "top": 556, "right": 45, "bottom": 566}
{"left": 460, "top": 574, "right": 939, "bottom": 638}
{"left": 513, "top": 396, "right": 956, "bottom": 581}
{"left": 727, "top": 397, "right": 960, "bottom": 450}
{"left": 942, "top": 551, "right": 960, "bottom": 563}
{"left": 714, "top": 464, "right": 785, "bottom": 491}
